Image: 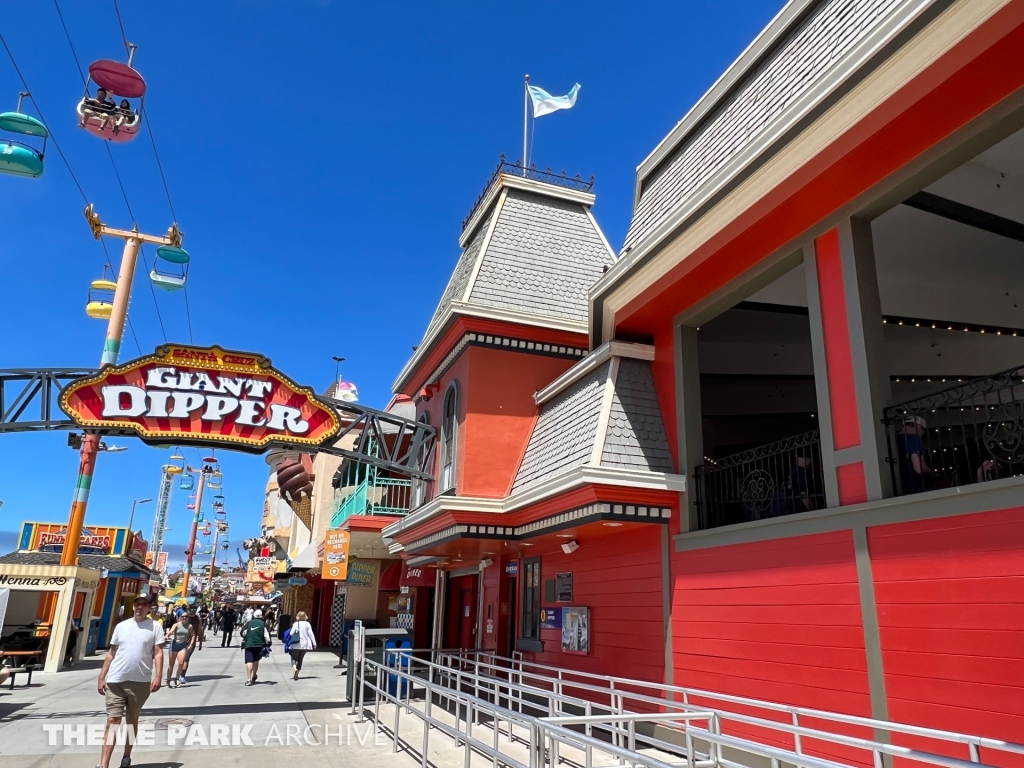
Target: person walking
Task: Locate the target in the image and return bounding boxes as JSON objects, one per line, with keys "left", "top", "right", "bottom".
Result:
{"left": 165, "top": 612, "right": 194, "bottom": 688}
{"left": 239, "top": 609, "right": 271, "bottom": 686}
{"left": 177, "top": 608, "right": 202, "bottom": 684}
{"left": 287, "top": 611, "right": 316, "bottom": 681}
{"left": 220, "top": 604, "right": 237, "bottom": 647}
{"left": 96, "top": 593, "right": 164, "bottom": 768}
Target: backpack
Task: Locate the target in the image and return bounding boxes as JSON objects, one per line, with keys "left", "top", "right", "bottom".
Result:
{"left": 283, "top": 627, "right": 292, "bottom": 652}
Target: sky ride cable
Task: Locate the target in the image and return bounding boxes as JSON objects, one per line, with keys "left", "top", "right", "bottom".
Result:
{"left": 51, "top": 0, "right": 173, "bottom": 347}
{"left": 0, "top": 29, "right": 89, "bottom": 204}
{"left": 104, "top": 0, "right": 189, "bottom": 345}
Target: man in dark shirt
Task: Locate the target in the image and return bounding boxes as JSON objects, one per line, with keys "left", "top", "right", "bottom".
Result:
{"left": 896, "top": 415, "right": 934, "bottom": 494}
{"left": 220, "top": 605, "right": 237, "bottom": 647}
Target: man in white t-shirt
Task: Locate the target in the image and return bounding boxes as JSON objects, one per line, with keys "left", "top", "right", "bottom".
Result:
{"left": 96, "top": 593, "right": 165, "bottom": 768}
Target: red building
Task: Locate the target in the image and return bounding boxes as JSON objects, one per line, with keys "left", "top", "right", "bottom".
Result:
{"left": 385, "top": 0, "right": 1024, "bottom": 754}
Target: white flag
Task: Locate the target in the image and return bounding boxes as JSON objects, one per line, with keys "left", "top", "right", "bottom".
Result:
{"left": 528, "top": 83, "right": 581, "bottom": 118}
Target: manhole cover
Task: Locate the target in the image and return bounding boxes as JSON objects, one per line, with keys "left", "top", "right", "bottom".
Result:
{"left": 149, "top": 717, "right": 194, "bottom": 731}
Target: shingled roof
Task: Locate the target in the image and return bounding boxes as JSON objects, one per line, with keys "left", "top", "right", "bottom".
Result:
{"left": 512, "top": 351, "right": 674, "bottom": 493}
{"left": 0, "top": 550, "right": 151, "bottom": 574}
{"left": 423, "top": 177, "right": 615, "bottom": 341}
{"left": 623, "top": 0, "right": 910, "bottom": 252}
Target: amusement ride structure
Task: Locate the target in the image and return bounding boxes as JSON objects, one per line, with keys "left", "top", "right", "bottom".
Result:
{"left": 0, "top": 3, "right": 436, "bottom": 608}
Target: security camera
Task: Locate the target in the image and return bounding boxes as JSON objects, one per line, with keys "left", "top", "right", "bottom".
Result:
{"left": 560, "top": 540, "right": 579, "bottom": 554}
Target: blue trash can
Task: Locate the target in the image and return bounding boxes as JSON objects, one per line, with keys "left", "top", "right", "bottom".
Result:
{"left": 86, "top": 618, "right": 101, "bottom": 655}
{"left": 384, "top": 638, "right": 411, "bottom": 698}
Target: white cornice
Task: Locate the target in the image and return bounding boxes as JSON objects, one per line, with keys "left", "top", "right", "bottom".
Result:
{"left": 393, "top": 303, "right": 589, "bottom": 394}
{"left": 462, "top": 190, "right": 506, "bottom": 301}
{"left": 382, "top": 464, "right": 686, "bottom": 539}
{"left": 534, "top": 340, "right": 654, "bottom": 405}
{"left": 459, "top": 174, "right": 596, "bottom": 248}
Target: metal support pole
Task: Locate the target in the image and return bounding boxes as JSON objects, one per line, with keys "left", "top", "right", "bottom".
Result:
{"left": 208, "top": 523, "right": 221, "bottom": 586}
{"left": 180, "top": 469, "right": 207, "bottom": 596}
{"left": 60, "top": 234, "right": 140, "bottom": 567}
{"left": 523, "top": 74, "right": 530, "bottom": 173}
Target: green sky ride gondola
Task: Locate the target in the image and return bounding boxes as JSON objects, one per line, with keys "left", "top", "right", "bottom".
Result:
{"left": 0, "top": 93, "right": 48, "bottom": 180}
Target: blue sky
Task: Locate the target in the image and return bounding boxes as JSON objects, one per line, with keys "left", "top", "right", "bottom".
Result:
{"left": 0, "top": 0, "right": 781, "bottom": 568}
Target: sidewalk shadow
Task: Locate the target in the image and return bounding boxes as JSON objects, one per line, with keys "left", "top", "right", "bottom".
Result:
{"left": 130, "top": 762, "right": 183, "bottom": 768}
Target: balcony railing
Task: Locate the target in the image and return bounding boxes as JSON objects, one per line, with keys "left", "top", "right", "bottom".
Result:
{"left": 885, "top": 364, "right": 1024, "bottom": 496}
{"left": 331, "top": 476, "right": 412, "bottom": 528}
{"left": 693, "top": 430, "right": 824, "bottom": 531}
{"left": 461, "top": 155, "right": 595, "bottom": 231}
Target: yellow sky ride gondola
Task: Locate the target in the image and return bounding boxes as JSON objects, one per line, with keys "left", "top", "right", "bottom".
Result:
{"left": 85, "top": 278, "right": 116, "bottom": 319}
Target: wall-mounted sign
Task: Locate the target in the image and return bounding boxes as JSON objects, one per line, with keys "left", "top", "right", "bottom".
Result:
{"left": 128, "top": 532, "right": 148, "bottom": 563}
{"left": 505, "top": 561, "right": 518, "bottom": 576}
{"left": 60, "top": 345, "right": 341, "bottom": 452}
{"left": 539, "top": 606, "right": 562, "bottom": 630}
{"left": 556, "top": 572, "right": 573, "bottom": 603}
{"left": 347, "top": 560, "right": 376, "bottom": 586}
{"left": 323, "top": 529, "right": 351, "bottom": 581}
{"left": 34, "top": 525, "right": 112, "bottom": 554}
{"left": 561, "top": 606, "right": 589, "bottom": 654}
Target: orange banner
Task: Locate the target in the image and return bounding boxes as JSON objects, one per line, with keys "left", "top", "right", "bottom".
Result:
{"left": 322, "top": 529, "right": 351, "bottom": 581}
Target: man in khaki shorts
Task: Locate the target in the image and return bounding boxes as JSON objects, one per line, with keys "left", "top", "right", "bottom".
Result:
{"left": 96, "top": 593, "right": 165, "bottom": 768}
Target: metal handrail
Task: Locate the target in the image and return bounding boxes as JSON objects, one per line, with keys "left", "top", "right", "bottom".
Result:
{"left": 354, "top": 649, "right": 1011, "bottom": 768}
{"left": 429, "top": 650, "right": 1024, "bottom": 764}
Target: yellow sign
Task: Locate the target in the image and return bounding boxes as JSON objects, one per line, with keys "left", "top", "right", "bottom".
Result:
{"left": 323, "top": 529, "right": 351, "bottom": 581}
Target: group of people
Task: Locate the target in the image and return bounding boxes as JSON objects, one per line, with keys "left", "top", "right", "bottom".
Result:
{"left": 92, "top": 593, "right": 319, "bottom": 768}
{"left": 81, "top": 88, "right": 138, "bottom": 134}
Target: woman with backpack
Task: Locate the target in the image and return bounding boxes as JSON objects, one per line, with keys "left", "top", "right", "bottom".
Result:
{"left": 286, "top": 611, "right": 317, "bottom": 680}
{"left": 240, "top": 609, "right": 271, "bottom": 686}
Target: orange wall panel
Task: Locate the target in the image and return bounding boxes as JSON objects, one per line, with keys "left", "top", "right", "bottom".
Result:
{"left": 462, "top": 346, "right": 576, "bottom": 497}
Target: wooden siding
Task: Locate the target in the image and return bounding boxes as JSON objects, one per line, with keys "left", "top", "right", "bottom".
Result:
{"left": 525, "top": 525, "right": 665, "bottom": 684}
{"left": 672, "top": 530, "right": 873, "bottom": 765}
{"left": 869, "top": 506, "right": 1024, "bottom": 768}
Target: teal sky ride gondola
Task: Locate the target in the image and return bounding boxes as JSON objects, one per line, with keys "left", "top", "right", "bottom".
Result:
{"left": 0, "top": 93, "right": 48, "bottom": 179}
{"left": 151, "top": 244, "right": 190, "bottom": 291}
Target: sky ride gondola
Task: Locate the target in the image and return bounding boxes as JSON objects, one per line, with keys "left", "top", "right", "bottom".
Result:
{"left": 85, "top": 278, "right": 116, "bottom": 319}
{"left": 150, "top": 245, "right": 189, "bottom": 291}
{"left": 165, "top": 450, "right": 186, "bottom": 475}
{"left": 77, "top": 50, "right": 145, "bottom": 143}
{"left": 0, "top": 92, "right": 47, "bottom": 179}
{"left": 179, "top": 473, "right": 195, "bottom": 491}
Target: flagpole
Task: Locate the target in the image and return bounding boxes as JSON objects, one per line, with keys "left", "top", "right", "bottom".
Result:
{"left": 523, "top": 74, "right": 530, "bottom": 177}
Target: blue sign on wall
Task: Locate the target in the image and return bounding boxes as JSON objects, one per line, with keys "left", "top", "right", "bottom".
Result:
{"left": 505, "top": 561, "right": 518, "bottom": 576}
{"left": 539, "top": 607, "right": 562, "bottom": 630}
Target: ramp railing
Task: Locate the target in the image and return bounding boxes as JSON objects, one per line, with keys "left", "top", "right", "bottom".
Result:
{"left": 347, "top": 647, "right": 1024, "bottom": 768}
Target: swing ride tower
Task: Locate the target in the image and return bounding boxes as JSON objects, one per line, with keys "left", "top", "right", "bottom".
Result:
{"left": 60, "top": 205, "right": 183, "bottom": 567}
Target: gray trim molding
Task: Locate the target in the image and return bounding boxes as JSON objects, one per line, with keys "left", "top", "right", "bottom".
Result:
{"left": 674, "top": 475, "right": 1024, "bottom": 552}
{"left": 853, "top": 525, "right": 891, "bottom": 728}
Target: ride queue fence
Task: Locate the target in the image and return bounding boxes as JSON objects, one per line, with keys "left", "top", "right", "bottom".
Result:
{"left": 885, "top": 365, "right": 1024, "bottom": 496}
{"left": 348, "top": 644, "right": 1024, "bottom": 768}
{"left": 693, "top": 430, "right": 824, "bottom": 530}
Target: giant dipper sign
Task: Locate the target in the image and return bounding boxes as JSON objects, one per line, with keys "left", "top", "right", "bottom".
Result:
{"left": 60, "top": 345, "right": 341, "bottom": 451}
